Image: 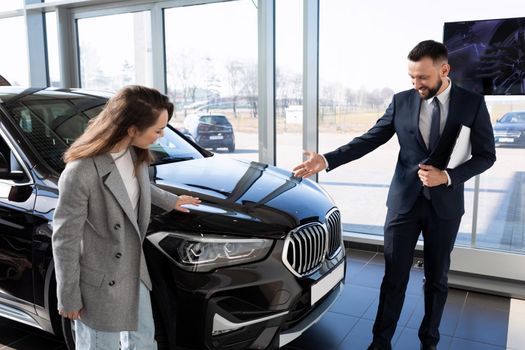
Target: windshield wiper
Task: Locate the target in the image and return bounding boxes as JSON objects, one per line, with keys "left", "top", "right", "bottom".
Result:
{"left": 153, "top": 156, "right": 195, "bottom": 165}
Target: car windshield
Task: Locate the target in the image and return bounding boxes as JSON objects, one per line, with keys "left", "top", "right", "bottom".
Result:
{"left": 4, "top": 95, "right": 204, "bottom": 172}
{"left": 499, "top": 112, "right": 525, "bottom": 123}
{"left": 199, "top": 115, "right": 230, "bottom": 125}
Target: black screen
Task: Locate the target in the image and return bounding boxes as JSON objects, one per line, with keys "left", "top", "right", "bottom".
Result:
{"left": 443, "top": 17, "right": 525, "bottom": 95}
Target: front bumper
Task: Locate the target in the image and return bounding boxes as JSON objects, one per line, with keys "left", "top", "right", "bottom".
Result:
{"left": 145, "top": 239, "right": 346, "bottom": 350}
{"left": 196, "top": 134, "right": 235, "bottom": 149}
{"left": 494, "top": 133, "right": 525, "bottom": 147}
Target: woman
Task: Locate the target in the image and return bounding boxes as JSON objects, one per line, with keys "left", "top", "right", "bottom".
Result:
{"left": 52, "top": 85, "right": 200, "bottom": 350}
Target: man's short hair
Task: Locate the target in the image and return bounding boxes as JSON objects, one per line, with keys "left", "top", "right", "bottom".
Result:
{"left": 408, "top": 40, "right": 448, "bottom": 63}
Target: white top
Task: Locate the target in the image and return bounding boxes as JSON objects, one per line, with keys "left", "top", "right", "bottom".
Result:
{"left": 110, "top": 148, "right": 140, "bottom": 215}
{"left": 419, "top": 79, "right": 452, "bottom": 148}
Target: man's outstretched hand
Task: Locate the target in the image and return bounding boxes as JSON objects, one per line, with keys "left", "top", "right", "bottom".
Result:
{"left": 292, "top": 150, "right": 327, "bottom": 178}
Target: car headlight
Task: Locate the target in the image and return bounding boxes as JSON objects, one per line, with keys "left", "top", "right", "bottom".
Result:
{"left": 147, "top": 231, "right": 273, "bottom": 272}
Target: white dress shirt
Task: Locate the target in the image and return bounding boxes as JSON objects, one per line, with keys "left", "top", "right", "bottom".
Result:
{"left": 111, "top": 148, "right": 140, "bottom": 216}
{"left": 419, "top": 79, "right": 452, "bottom": 186}
{"left": 419, "top": 79, "right": 451, "bottom": 149}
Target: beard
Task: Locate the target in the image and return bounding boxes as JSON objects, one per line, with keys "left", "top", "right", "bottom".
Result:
{"left": 422, "top": 79, "right": 443, "bottom": 100}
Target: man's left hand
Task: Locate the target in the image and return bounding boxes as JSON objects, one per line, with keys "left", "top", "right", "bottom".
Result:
{"left": 418, "top": 164, "right": 448, "bottom": 187}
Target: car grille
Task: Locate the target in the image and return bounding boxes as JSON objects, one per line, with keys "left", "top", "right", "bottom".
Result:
{"left": 283, "top": 209, "right": 342, "bottom": 277}
{"left": 326, "top": 209, "right": 342, "bottom": 258}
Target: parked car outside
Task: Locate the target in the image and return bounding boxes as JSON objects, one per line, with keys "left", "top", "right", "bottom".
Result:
{"left": 493, "top": 111, "right": 525, "bottom": 147}
{"left": 0, "top": 87, "right": 345, "bottom": 350}
{"left": 184, "top": 113, "right": 236, "bottom": 152}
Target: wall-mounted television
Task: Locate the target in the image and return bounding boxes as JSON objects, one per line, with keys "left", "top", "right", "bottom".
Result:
{"left": 443, "top": 17, "right": 525, "bottom": 95}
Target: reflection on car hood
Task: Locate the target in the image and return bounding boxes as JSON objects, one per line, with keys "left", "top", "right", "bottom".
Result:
{"left": 149, "top": 157, "right": 335, "bottom": 239}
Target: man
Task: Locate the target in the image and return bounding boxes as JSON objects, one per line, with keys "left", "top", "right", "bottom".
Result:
{"left": 293, "top": 40, "right": 496, "bottom": 350}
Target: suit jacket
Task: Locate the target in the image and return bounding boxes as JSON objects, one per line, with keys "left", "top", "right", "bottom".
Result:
{"left": 324, "top": 84, "right": 496, "bottom": 219}
{"left": 52, "top": 150, "right": 178, "bottom": 331}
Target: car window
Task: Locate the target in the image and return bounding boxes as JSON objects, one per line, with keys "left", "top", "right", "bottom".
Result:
{"left": 199, "top": 115, "right": 230, "bottom": 125}
{"left": 0, "top": 135, "right": 10, "bottom": 172}
{"left": 0, "top": 129, "right": 30, "bottom": 183}
{"left": 3, "top": 97, "right": 204, "bottom": 172}
{"left": 150, "top": 131, "right": 204, "bottom": 165}
{"left": 500, "top": 112, "right": 525, "bottom": 123}
{"left": 6, "top": 99, "right": 103, "bottom": 171}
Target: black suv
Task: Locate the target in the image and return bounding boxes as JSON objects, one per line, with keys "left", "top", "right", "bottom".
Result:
{"left": 493, "top": 111, "right": 525, "bottom": 147}
{"left": 0, "top": 87, "right": 345, "bottom": 350}
{"left": 184, "top": 114, "right": 236, "bottom": 152}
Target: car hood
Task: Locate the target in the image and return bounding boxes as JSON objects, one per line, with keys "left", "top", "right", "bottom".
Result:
{"left": 148, "top": 157, "right": 336, "bottom": 239}
{"left": 494, "top": 122, "right": 525, "bottom": 131}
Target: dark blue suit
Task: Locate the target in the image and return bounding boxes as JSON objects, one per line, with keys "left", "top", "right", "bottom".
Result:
{"left": 324, "top": 84, "right": 496, "bottom": 348}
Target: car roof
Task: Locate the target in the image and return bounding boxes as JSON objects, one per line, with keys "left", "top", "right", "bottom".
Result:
{"left": 504, "top": 111, "right": 525, "bottom": 116}
{"left": 0, "top": 86, "right": 112, "bottom": 104}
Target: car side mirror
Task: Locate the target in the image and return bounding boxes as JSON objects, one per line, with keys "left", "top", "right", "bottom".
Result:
{"left": 8, "top": 184, "right": 32, "bottom": 202}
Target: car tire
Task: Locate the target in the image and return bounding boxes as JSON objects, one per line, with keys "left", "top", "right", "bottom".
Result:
{"left": 228, "top": 144, "right": 235, "bottom": 153}
{"left": 61, "top": 316, "right": 75, "bottom": 350}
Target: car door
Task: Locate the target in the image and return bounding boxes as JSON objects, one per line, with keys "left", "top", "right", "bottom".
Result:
{"left": 0, "top": 123, "right": 37, "bottom": 314}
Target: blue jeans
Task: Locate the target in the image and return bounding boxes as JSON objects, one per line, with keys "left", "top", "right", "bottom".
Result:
{"left": 75, "top": 282, "right": 157, "bottom": 350}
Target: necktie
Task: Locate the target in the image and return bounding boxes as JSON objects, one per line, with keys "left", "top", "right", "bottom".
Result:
{"left": 423, "top": 98, "right": 441, "bottom": 200}
{"left": 429, "top": 98, "right": 441, "bottom": 151}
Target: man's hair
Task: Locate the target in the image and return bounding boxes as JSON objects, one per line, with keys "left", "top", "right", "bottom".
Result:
{"left": 408, "top": 40, "right": 448, "bottom": 63}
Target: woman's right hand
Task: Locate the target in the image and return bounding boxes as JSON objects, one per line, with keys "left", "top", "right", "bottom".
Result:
{"left": 174, "top": 195, "right": 201, "bottom": 213}
{"left": 59, "top": 309, "right": 82, "bottom": 320}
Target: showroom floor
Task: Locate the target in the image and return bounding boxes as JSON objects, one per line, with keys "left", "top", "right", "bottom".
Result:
{"left": 282, "top": 248, "right": 519, "bottom": 350}
{"left": 0, "top": 248, "right": 521, "bottom": 350}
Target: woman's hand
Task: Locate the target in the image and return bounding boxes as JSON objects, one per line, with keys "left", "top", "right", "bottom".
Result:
{"left": 59, "top": 309, "right": 82, "bottom": 320}
{"left": 175, "top": 195, "right": 201, "bottom": 213}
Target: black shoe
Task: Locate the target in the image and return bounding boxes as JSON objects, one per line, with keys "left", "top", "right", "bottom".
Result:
{"left": 420, "top": 344, "right": 437, "bottom": 350}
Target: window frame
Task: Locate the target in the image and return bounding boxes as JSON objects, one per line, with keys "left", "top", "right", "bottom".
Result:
{"left": 0, "top": 121, "right": 33, "bottom": 187}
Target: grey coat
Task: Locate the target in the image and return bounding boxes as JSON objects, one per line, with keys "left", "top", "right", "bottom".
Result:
{"left": 52, "top": 152, "right": 178, "bottom": 331}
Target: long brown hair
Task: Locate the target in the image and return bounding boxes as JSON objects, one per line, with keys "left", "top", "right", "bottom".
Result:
{"left": 64, "top": 85, "right": 174, "bottom": 171}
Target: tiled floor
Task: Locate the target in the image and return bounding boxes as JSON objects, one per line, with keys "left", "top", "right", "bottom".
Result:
{"left": 283, "top": 248, "right": 511, "bottom": 350}
{"left": 0, "top": 248, "right": 512, "bottom": 350}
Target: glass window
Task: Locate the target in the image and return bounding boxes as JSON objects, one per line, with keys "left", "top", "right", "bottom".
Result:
{"left": 276, "top": 0, "right": 303, "bottom": 170}
{"left": 0, "top": 16, "right": 29, "bottom": 86}
{"left": 77, "top": 11, "right": 152, "bottom": 91}
{"left": 45, "top": 11, "right": 61, "bottom": 87}
{"left": 164, "top": 0, "right": 258, "bottom": 160}
{"left": 199, "top": 115, "right": 230, "bottom": 125}
{"left": 463, "top": 96, "right": 525, "bottom": 253}
{"left": 0, "top": 1, "right": 23, "bottom": 11}
{"left": 318, "top": 0, "right": 525, "bottom": 256}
